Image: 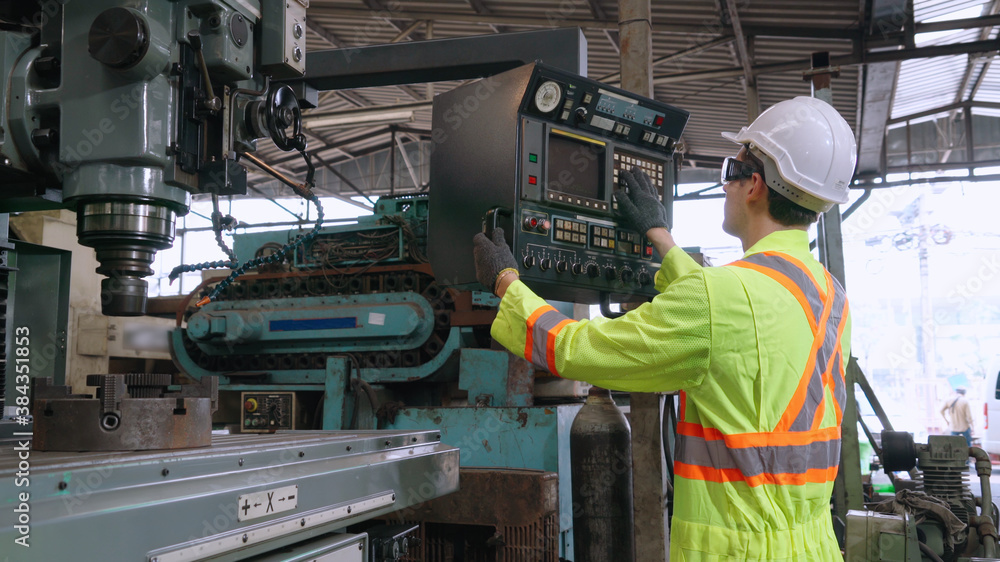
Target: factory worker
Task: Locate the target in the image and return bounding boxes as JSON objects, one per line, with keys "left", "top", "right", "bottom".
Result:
{"left": 472, "top": 96, "right": 857, "bottom": 561}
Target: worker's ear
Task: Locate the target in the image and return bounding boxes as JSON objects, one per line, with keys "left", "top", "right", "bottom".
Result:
{"left": 745, "top": 173, "right": 768, "bottom": 205}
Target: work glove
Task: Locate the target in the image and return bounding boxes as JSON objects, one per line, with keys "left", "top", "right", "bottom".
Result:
{"left": 472, "top": 227, "right": 518, "bottom": 294}
{"left": 615, "top": 166, "right": 670, "bottom": 233}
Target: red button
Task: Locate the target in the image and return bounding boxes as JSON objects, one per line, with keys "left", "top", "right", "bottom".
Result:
{"left": 646, "top": 247, "right": 653, "bottom": 256}
{"left": 530, "top": 217, "right": 538, "bottom": 228}
{"left": 528, "top": 175, "right": 537, "bottom": 185}
{"left": 654, "top": 115, "right": 664, "bottom": 126}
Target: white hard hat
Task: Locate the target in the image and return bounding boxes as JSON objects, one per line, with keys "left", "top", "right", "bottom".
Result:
{"left": 721, "top": 96, "right": 857, "bottom": 213}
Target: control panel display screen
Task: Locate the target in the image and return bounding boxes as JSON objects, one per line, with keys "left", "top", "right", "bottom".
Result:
{"left": 547, "top": 132, "right": 605, "bottom": 200}
{"left": 595, "top": 90, "right": 666, "bottom": 127}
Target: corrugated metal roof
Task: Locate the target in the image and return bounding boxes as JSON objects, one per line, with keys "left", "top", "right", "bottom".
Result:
{"left": 890, "top": 1, "right": 997, "bottom": 124}
{"left": 239, "top": 0, "right": 1000, "bottom": 195}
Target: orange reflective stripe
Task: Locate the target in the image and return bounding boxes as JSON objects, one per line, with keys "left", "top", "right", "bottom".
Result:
{"left": 730, "top": 261, "right": 818, "bottom": 334}
{"left": 523, "top": 305, "right": 556, "bottom": 363}
{"left": 675, "top": 461, "right": 840, "bottom": 487}
{"left": 677, "top": 421, "right": 841, "bottom": 448}
{"left": 810, "top": 389, "right": 827, "bottom": 431}
{"left": 758, "top": 251, "right": 826, "bottom": 300}
{"left": 546, "top": 319, "right": 574, "bottom": 375}
{"left": 679, "top": 390, "right": 687, "bottom": 421}
{"left": 774, "top": 271, "right": 835, "bottom": 432}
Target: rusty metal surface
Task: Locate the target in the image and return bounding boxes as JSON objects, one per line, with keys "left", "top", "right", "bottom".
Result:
{"left": 505, "top": 353, "right": 535, "bottom": 407}
{"left": 31, "top": 376, "right": 218, "bottom": 452}
{"left": 382, "top": 468, "right": 561, "bottom": 562}
{"left": 398, "top": 467, "right": 558, "bottom": 527}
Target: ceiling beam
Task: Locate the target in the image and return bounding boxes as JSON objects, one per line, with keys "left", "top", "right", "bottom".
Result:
{"left": 390, "top": 20, "right": 426, "bottom": 43}
{"left": 313, "top": 153, "right": 377, "bottom": 206}
{"left": 304, "top": 18, "right": 388, "bottom": 112}
{"left": 597, "top": 35, "right": 733, "bottom": 83}
{"left": 722, "top": 0, "right": 759, "bottom": 119}
{"left": 585, "top": 0, "right": 620, "bottom": 54}
{"left": 855, "top": 0, "right": 906, "bottom": 177}
{"left": 938, "top": 1, "right": 1000, "bottom": 163}
{"left": 307, "top": 6, "right": 863, "bottom": 38}
{"left": 856, "top": 61, "right": 899, "bottom": 177}
{"left": 466, "top": 0, "right": 507, "bottom": 34}
{"left": 887, "top": 100, "right": 1000, "bottom": 124}
{"left": 305, "top": 18, "right": 345, "bottom": 47}
{"left": 361, "top": 0, "right": 427, "bottom": 41}
{"left": 652, "top": 37, "right": 1000, "bottom": 84}
{"left": 352, "top": 1, "right": 428, "bottom": 102}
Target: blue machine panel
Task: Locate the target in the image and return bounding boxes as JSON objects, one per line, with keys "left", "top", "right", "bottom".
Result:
{"left": 270, "top": 317, "right": 358, "bottom": 331}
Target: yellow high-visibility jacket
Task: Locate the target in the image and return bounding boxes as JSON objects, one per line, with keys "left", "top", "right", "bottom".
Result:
{"left": 492, "top": 229, "right": 850, "bottom": 561}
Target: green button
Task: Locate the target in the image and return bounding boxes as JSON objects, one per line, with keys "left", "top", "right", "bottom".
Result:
{"left": 529, "top": 153, "right": 538, "bottom": 163}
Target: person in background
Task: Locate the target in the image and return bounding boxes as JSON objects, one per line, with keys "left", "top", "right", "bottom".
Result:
{"left": 941, "top": 386, "right": 974, "bottom": 446}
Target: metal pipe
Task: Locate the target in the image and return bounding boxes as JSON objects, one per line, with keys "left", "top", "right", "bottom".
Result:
{"left": 841, "top": 188, "right": 872, "bottom": 221}
{"left": 971, "top": 447, "right": 995, "bottom": 519}
{"left": 240, "top": 152, "right": 311, "bottom": 199}
{"left": 969, "top": 446, "right": 997, "bottom": 561}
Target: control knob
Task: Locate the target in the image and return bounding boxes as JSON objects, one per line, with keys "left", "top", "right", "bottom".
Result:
{"left": 604, "top": 266, "right": 617, "bottom": 281}
{"left": 556, "top": 261, "right": 568, "bottom": 274}
{"left": 621, "top": 268, "right": 635, "bottom": 284}
{"left": 523, "top": 255, "right": 536, "bottom": 269}
{"left": 572, "top": 263, "right": 585, "bottom": 276}
{"left": 638, "top": 271, "right": 652, "bottom": 287}
{"left": 540, "top": 258, "right": 552, "bottom": 271}
{"left": 587, "top": 264, "right": 600, "bottom": 278}
{"left": 574, "top": 107, "right": 588, "bottom": 123}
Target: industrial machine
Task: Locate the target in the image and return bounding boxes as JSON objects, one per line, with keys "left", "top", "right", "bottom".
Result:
{"left": 0, "top": 2, "right": 457, "bottom": 560}
{"left": 168, "top": 63, "right": 690, "bottom": 559}
{"left": 172, "top": 194, "right": 579, "bottom": 559}
{"left": 846, "top": 433, "right": 999, "bottom": 561}
{"left": 0, "top": 0, "right": 321, "bottom": 317}
{"left": 428, "top": 62, "right": 689, "bottom": 306}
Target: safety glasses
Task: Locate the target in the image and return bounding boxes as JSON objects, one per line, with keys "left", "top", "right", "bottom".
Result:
{"left": 721, "top": 157, "right": 760, "bottom": 184}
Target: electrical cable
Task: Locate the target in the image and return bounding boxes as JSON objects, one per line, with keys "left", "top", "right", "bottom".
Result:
{"left": 194, "top": 148, "right": 323, "bottom": 307}
{"left": 917, "top": 540, "right": 945, "bottom": 562}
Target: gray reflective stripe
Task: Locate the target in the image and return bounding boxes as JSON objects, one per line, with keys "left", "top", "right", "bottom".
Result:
{"left": 832, "top": 351, "right": 846, "bottom": 409}
{"left": 529, "top": 308, "right": 570, "bottom": 371}
{"left": 786, "top": 272, "right": 847, "bottom": 431}
{"left": 741, "top": 253, "right": 823, "bottom": 322}
{"left": 676, "top": 433, "right": 842, "bottom": 477}
{"left": 734, "top": 254, "right": 848, "bottom": 432}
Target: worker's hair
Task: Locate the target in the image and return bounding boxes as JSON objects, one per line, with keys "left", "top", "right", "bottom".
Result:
{"left": 957, "top": 387, "right": 967, "bottom": 395}
{"left": 743, "top": 147, "right": 820, "bottom": 227}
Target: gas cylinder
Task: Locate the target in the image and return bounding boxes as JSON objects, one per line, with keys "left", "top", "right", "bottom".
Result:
{"left": 570, "top": 386, "right": 635, "bottom": 562}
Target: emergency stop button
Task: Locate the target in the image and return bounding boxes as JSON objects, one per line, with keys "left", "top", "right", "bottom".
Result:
{"left": 245, "top": 398, "right": 258, "bottom": 412}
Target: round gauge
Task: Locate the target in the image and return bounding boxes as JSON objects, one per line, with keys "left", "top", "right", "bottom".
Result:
{"left": 534, "top": 81, "right": 563, "bottom": 113}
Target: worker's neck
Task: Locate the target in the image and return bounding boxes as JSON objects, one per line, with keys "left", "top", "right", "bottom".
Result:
{"left": 739, "top": 215, "right": 807, "bottom": 252}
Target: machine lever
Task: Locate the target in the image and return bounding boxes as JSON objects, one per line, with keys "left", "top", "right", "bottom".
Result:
{"left": 187, "top": 31, "right": 221, "bottom": 113}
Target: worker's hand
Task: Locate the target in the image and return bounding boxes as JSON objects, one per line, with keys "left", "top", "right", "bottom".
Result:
{"left": 473, "top": 227, "right": 518, "bottom": 295}
{"left": 615, "top": 166, "right": 670, "bottom": 234}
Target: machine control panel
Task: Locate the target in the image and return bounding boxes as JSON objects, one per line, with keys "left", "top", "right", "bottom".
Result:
{"left": 429, "top": 63, "right": 689, "bottom": 303}
{"left": 241, "top": 392, "right": 296, "bottom": 433}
